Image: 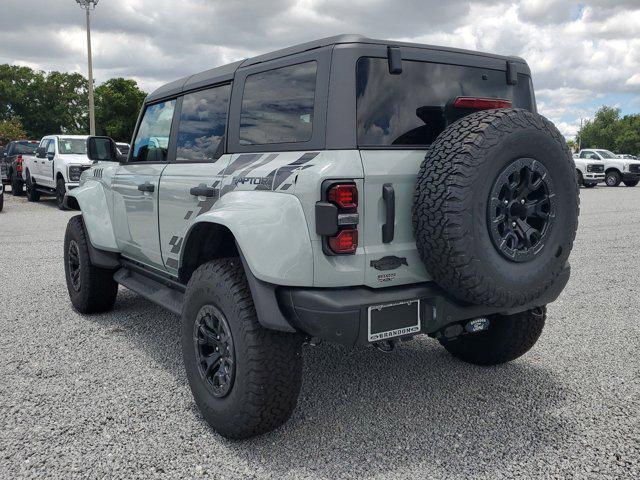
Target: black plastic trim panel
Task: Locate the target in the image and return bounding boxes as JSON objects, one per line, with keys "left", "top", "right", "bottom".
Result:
{"left": 278, "top": 265, "right": 570, "bottom": 346}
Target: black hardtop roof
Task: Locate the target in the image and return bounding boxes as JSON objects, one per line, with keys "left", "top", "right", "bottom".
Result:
{"left": 146, "top": 34, "right": 528, "bottom": 103}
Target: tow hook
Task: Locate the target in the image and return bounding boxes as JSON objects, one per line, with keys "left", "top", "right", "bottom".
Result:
{"left": 374, "top": 339, "right": 398, "bottom": 353}
{"left": 465, "top": 317, "right": 490, "bottom": 333}
{"left": 436, "top": 317, "right": 491, "bottom": 340}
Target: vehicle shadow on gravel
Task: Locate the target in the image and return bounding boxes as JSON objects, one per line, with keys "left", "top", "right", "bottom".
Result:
{"left": 101, "top": 291, "right": 575, "bottom": 479}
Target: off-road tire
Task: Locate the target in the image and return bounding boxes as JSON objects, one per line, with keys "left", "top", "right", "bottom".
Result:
{"left": 64, "top": 215, "right": 118, "bottom": 314}
{"left": 0, "top": 192, "right": 3, "bottom": 212}
{"left": 439, "top": 307, "right": 546, "bottom": 365}
{"left": 10, "top": 172, "right": 24, "bottom": 196}
{"left": 605, "top": 171, "right": 622, "bottom": 187}
{"left": 413, "top": 109, "right": 579, "bottom": 308}
{"left": 56, "top": 177, "right": 67, "bottom": 210}
{"left": 25, "top": 172, "right": 40, "bottom": 202}
{"left": 623, "top": 180, "right": 638, "bottom": 187}
{"left": 181, "top": 259, "right": 303, "bottom": 439}
{"left": 576, "top": 170, "right": 583, "bottom": 186}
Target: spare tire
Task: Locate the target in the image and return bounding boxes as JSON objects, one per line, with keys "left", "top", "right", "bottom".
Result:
{"left": 413, "top": 108, "right": 579, "bottom": 308}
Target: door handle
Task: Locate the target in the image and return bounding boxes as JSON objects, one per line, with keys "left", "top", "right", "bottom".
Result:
{"left": 382, "top": 183, "right": 395, "bottom": 243}
{"left": 137, "top": 182, "right": 155, "bottom": 193}
{"left": 190, "top": 185, "right": 215, "bottom": 197}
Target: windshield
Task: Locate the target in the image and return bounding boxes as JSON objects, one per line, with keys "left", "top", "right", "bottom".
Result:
{"left": 13, "top": 142, "right": 38, "bottom": 155}
{"left": 596, "top": 150, "right": 617, "bottom": 159}
{"left": 58, "top": 138, "right": 87, "bottom": 155}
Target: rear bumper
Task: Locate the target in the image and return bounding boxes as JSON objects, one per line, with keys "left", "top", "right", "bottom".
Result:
{"left": 278, "top": 264, "right": 570, "bottom": 346}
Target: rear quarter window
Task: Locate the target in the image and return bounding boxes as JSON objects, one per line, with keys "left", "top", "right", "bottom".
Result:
{"left": 356, "top": 57, "right": 534, "bottom": 147}
{"left": 239, "top": 62, "right": 317, "bottom": 145}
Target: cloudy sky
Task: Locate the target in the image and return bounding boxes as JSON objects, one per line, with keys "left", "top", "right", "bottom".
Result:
{"left": 1, "top": 0, "right": 639, "bottom": 139}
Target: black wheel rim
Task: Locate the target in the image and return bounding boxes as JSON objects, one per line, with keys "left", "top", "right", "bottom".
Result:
{"left": 193, "top": 305, "right": 235, "bottom": 398}
{"left": 488, "top": 158, "right": 556, "bottom": 262}
{"left": 67, "top": 240, "right": 81, "bottom": 292}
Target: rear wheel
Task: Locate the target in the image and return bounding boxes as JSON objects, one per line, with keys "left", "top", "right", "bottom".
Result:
{"left": 605, "top": 171, "right": 622, "bottom": 187}
{"left": 10, "top": 172, "right": 23, "bottom": 196}
{"left": 56, "top": 177, "right": 67, "bottom": 210}
{"left": 25, "top": 172, "right": 40, "bottom": 202}
{"left": 181, "top": 258, "right": 303, "bottom": 439}
{"left": 64, "top": 215, "right": 118, "bottom": 313}
{"left": 623, "top": 180, "right": 638, "bottom": 187}
{"left": 439, "top": 307, "right": 546, "bottom": 365}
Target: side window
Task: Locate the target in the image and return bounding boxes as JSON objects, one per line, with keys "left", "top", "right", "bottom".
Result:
{"left": 47, "top": 140, "right": 56, "bottom": 155}
{"left": 239, "top": 62, "right": 317, "bottom": 145}
{"left": 39, "top": 139, "right": 50, "bottom": 150}
{"left": 131, "top": 100, "right": 176, "bottom": 163}
{"left": 175, "top": 84, "right": 231, "bottom": 162}
{"left": 580, "top": 151, "right": 589, "bottom": 158}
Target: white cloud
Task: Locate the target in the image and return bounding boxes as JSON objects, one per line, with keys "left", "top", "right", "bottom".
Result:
{"left": 0, "top": 0, "right": 638, "bottom": 139}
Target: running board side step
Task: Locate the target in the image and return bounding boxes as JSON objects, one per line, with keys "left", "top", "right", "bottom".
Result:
{"left": 114, "top": 267, "right": 184, "bottom": 316}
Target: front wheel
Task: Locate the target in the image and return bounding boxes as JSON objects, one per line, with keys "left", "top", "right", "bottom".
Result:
{"left": 56, "top": 177, "right": 67, "bottom": 210}
{"left": 605, "top": 171, "right": 622, "bottom": 187}
{"left": 64, "top": 215, "right": 118, "bottom": 313}
{"left": 439, "top": 307, "right": 546, "bottom": 365}
{"left": 623, "top": 180, "right": 639, "bottom": 187}
{"left": 181, "top": 259, "right": 303, "bottom": 439}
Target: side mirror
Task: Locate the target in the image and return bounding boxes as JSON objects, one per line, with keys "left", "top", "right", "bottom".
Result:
{"left": 46, "top": 152, "right": 55, "bottom": 160}
{"left": 87, "top": 136, "right": 124, "bottom": 162}
{"left": 35, "top": 147, "right": 46, "bottom": 158}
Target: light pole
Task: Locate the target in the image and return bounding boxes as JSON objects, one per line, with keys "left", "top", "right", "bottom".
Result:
{"left": 76, "top": 0, "right": 99, "bottom": 135}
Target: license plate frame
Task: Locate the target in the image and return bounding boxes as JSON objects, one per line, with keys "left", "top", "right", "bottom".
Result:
{"left": 367, "top": 300, "right": 421, "bottom": 342}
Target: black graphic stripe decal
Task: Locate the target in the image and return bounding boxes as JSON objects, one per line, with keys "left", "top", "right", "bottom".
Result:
{"left": 223, "top": 153, "right": 263, "bottom": 176}
{"left": 271, "top": 152, "right": 319, "bottom": 190}
{"left": 257, "top": 152, "right": 319, "bottom": 191}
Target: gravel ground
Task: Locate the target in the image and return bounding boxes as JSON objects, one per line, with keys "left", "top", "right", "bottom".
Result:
{"left": 0, "top": 187, "right": 638, "bottom": 480}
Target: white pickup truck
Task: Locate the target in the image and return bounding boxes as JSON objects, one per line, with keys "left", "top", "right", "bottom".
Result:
{"left": 23, "top": 135, "right": 93, "bottom": 208}
{"left": 573, "top": 154, "right": 605, "bottom": 188}
{"left": 577, "top": 149, "right": 640, "bottom": 187}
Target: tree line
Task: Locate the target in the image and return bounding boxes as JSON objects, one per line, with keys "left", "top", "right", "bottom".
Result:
{"left": 574, "top": 106, "right": 640, "bottom": 155}
{"left": 0, "top": 64, "right": 146, "bottom": 144}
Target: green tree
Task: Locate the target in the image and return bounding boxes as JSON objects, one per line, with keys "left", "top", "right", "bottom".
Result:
{"left": 578, "top": 106, "right": 620, "bottom": 151}
{"left": 0, "top": 117, "right": 26, "bottom": 144}
{"left": 0, "top": 65, "right": 88, "bottom": 138}
{"left": 577, "top": 106, "right": 640, "bottom": 155}
{"left": 95, "top": 78, "right": 146, "bottom": 142}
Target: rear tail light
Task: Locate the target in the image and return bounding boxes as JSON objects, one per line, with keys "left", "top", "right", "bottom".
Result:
{"left": 453, "top": 97, "right": 512, "bottom": 110}
{"left": 328, "top": 229, "right": 358, "bottom": 254}
{"left": 317, "top": 181, "right": 359, "bottom": 255}
{"left": 327, "top": 184, "right": 358, "bottom": 209}
{"left": 16, "top": 155, "right": 23, "bottom": 172}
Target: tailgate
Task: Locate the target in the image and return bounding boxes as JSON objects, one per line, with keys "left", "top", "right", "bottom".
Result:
{"left": 360, "top": 150, "right": 430, "bottom": 288}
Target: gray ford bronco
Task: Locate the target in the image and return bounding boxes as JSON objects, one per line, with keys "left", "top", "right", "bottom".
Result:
{"left": 63, "top": 35, "right": 579, "bottom": 439}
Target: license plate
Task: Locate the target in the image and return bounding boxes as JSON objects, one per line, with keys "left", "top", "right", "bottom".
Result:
{"left": 367, "top": 300, "right": 421, "bottom": 342}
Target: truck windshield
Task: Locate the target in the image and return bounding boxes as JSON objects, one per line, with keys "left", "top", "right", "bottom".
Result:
{"left": 59, "top": 138, "right": 87, "bottom": 155}
{"left": 356, "top": 57, "right": 535, "bottom": 147}
{"left": 13, "top": 142, "right": 38, "bottom": 155}
{"left": 595, "top": 150, "right": 617, "bottom": 159}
